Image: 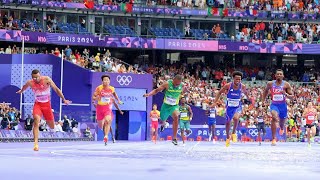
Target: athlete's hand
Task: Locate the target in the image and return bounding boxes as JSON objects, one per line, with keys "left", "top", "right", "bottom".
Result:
{"left": 63, "top": 99, "right": 72, "bottom": 105}
{"left": 16, "top": 90, "right": 23, "bottom": 94}
{"left": 118, "top": 101, "right": 124, "bottom": 105}
{"left": 143, "top": 93, "right": 149, "bottom": 97}
{"left": 120, "top": 111, "right": 124, "bottom": 115}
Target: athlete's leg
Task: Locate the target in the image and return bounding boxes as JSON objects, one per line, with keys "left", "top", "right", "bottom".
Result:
{"left": 32, "top": 103, "right": 43, "bottom": 151}
{"left": 180, "top": 121, "right": 185, "bottom": 144}
{"left": 103, "top": 115, "right": 111, "bottom": 139}
{"left": 42, "top": 102, "right": 55, "bottom": 131}
{"left": 225, "top": 108, "right": 235, "bottom": 141}
{"left": 311, "top": 126, "right": 316, "bottom": 137}
{"left": 110, "top": 126, "right": 115, "bottom": 143}
{"left": 172, "top": 110, "right": 180, "bottom": 141}
{"left": 32, "top": 115, "right": 41, "bottom": 150}
{"left": 208, "top": 122, "right": 212, "bottom": 141}
{"left": 231, "top": 112, "right": 241, "bottom": 142}
{"left": 270, "top": 110, "right": 280, "bottom": 141}
{"left": 212, "top": 124, "right": 216, "bottom": 143}
{"left": 306, "top": 127, "right": 311, "bottom": 144}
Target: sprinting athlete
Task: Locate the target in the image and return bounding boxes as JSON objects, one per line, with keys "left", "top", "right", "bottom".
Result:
{"left": 214, "top": 71, "right": 250, "bottom": 147}
{"left": 255, "top": 105, "right": 266, "bottom": 146}
{"left": 143, "top": 75, "right": 184, "bottom": 145}
{"left": 179, "top": 96, "right": 193, "bottom": 146}
{"left": 150, "top": 104, "right": 160, "bottom": 143}
{"left": 206, "top": 102, "right": 217, "bottom": 143}
{"left": 303, "top": 102, "right": 317, "bottom": 147}
{"left": 16, "top": 69, "right": 71, "bottom": 151}
{"left": 92, "top": 74, "right": 123, "bottom": 146}
{"left": 262, "top": 69, "right": 294, "bottom": 146}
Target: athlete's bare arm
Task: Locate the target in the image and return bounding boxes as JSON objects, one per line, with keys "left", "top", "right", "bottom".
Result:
{"left": 92, "top": 87, "right": 100, "bottom": 102}
{"left": 242, "top": 84, "right": 252, "bottom": 104}
{"left": 188, "top": 105, "right": 193, "bottom": 120}
{"left": 112, "top": 91, "right": 123, "bottom": 104}
{"left": 284, "top": 82, "right": 294, "bottom": 99}
{"left": 213, "top": 83, "right": 230, "bottom": 104}
{"left": 113, "top": 101, "right": 124, "bottom": 115}
{"left": 261, "top": 81, "right": 272, "bottom": 102}
{"left": 302, "top": 108, "right": 308, "bottom": 117}
{"left": 143, "top": 82, "right": 168, "bottom": 97}
{"left": 47, "top": 77, "right": 71, "bottom": 104}
{"left": 16, "top": 80, "right": 32, "bottom": 94}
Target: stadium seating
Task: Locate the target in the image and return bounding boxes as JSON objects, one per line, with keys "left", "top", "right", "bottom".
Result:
{"left": 57, "top": 22, "right": 90, "bottom": 34}
{"left": 104, "top": 25, "right": 136, "bottom": 36}
{"left": 149, "top": 27, "right": 184, "bottom": 38}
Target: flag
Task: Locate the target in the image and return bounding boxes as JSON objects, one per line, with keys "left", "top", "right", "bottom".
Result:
{"left": 207, "top": 7, "right": 226, "bottom": 16}
{"left": 120, "top": 3, "right": 133, "bottom": 13}
{"left": 223, "top": 8, "right": 228, "bottom": 17}
{"left": 84, "top": 0, "right": 94, "bottom": 9}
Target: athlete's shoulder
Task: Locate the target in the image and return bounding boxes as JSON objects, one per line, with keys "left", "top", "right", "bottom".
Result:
{"left": 266, "top": 81, "right": 274, "bottom": 87}
{"left": 95, "top": 85, "right": 103, "bottom": 91}
{"left": 109, "top": 86, "right": 115, "bottom": 92}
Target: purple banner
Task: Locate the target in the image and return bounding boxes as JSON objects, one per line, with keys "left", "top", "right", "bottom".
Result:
{"left": 157, "top": 39, "right": 219, "bottom": 51}
{"left": 160, "top": 127, "right": 287, "bottom": 141}
{"left": 0, "top": 29, "right": 317, "bottom": 54}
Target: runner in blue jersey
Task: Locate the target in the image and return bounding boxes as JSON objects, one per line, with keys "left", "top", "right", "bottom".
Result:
{"left": 206, "top": 102, "right": 217, "bottom": 143}
{"left": 214, "top": 71, "right": 250, "bottom": 147}
{"left": 262, "top": 69, "right": 294, "bottom": 146}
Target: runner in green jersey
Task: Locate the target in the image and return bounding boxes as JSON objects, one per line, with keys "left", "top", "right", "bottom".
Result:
{"left": 143, "top": 75, "right": 184, "bottom": 145}
{"left": 179, "top": 96, "right": 193, "bottom": 145}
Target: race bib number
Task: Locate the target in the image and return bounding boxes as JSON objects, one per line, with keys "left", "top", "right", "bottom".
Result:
{"left": 210, "top": 113, "right": 216, "bottom": 118}
{"left": 35, "top": 95, "right": 49, "bottom": 102}
{"left": 165, "top": 96, "right": 177, "bottom": 105}
{"left": 101, "top": 97, "right": 111, "bottom": 104}
{"left": 151, "top": 118, "right": 158, "bottom": 122}
{"left": 180, "top": 112, "right": 188, "bottom": 118}
{"left": 228, "top": 99, "right": 239, "bottom": 107}
{"left": 308, "top": 116, "right": 315, "bottom": 120}
{"left": 273, "top": 94, "right": 284, "bottom": 101}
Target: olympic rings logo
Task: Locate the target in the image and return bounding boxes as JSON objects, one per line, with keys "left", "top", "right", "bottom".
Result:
{"left": 249, "top": 129, "right": 259, "bottom": 136}
{"left": 116, "top": 75, "right": 132, "bottom": 86}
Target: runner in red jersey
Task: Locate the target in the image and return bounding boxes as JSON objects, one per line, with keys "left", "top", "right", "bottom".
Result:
{"left": 150, "top": 104, "right": 160, "bottom": 143}
{"left": 92, "top": 74, "right": 123, "bottom": 146}
{"left": 302, "top": 102, "right": 317, "bottom": 147}
{"left": 16, "top": 69, "right": 71, "bottom": 151}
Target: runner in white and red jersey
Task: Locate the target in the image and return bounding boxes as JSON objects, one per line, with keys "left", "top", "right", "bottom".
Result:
{"left": 302, "top": 102, "right": 318, "bottom": 147}
{"left": 16, "top": 69, "right": 71, "bottom": 151}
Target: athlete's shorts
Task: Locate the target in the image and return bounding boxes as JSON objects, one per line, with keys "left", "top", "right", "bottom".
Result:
{"left": 96, "top": 104, "right": 112, "bottom": 121}
{"left": 270, "top": 103, "right": 287, "bottom": 120}
{"left": 305, "top": 124, "right": 315, "bottom": 129}
{"left": 151, "top": 121, "right": 159, "bottom": 131}
{"left": 240, "top": 127, "right": 247, "bottom": 134}
{"left": 257, "top": 122, "right": 266, "bottom": 134}
{"left": 226, "top": 106, "right": 242, "bottom": 122}
{"left": 208, "top": 117, "right": 216, "bottom": 126}
{"left": 179, "top": 120, "right": 190, "bottom": 130}
{"left": 160, "top": 103, "right": 179, "bottom": 121}
{"left": 288, "top": 125, "right": 293, "bottom": 132}
{"left": 33, "top": 101, "right": 54, "bottom": 121}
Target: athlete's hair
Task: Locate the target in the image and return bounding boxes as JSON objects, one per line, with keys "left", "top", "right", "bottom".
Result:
{"left": 232, "top": 71, "right": 243, "bottom": 78}
{"left": 276, "top": 69, "right": 284, "bottom": 74}
{"left": 101, "top": 74, "right": 110, "bottom": 81}
{"left": 153, "top": 104, "right": 157, "bottom": 107}
{"left": 174, "top": 74, "right": 183, "bottom": 80}
{"left": 31, "top": 69, "right": 40, "bottom": 75}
